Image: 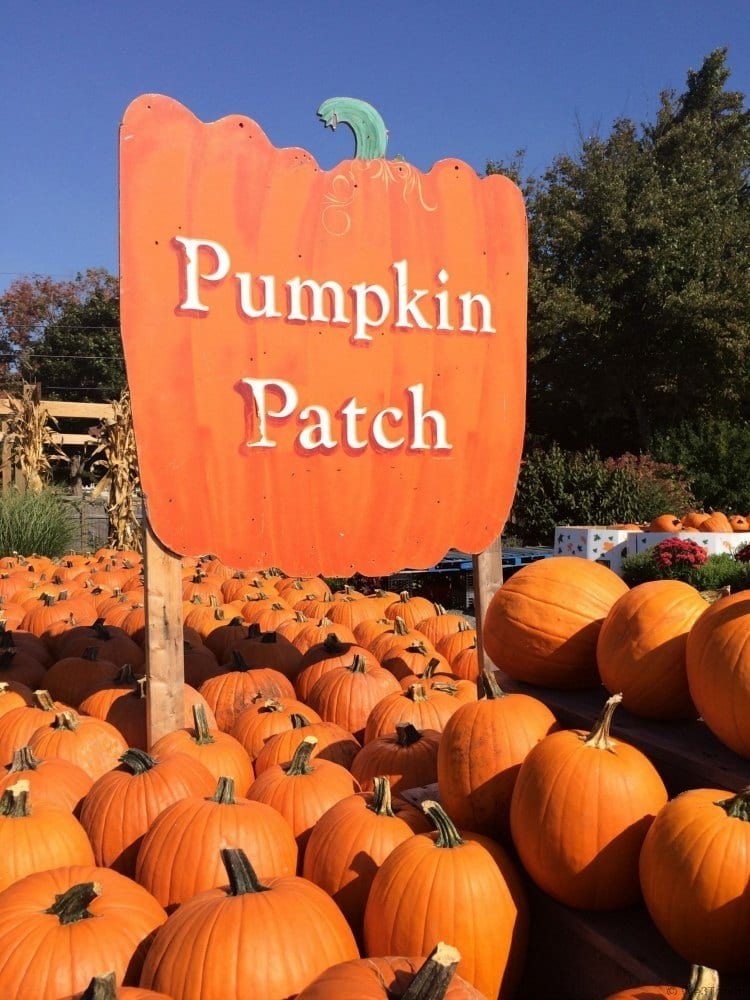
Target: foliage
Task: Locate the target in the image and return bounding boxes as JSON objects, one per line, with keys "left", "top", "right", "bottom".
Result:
{"left": 0, "top": 269, "right": 124, "bottom": 402}
{"left": 2, "top": 383, "right": 67, "bottom": 493}
{"left": 0, "top": 488, "right": 75, "bottom": 557}
{"left": 621, "top": 548, "right": 750, "bottom": 590}
{"left": 651, "top": 416, "right": 750, "bottom": 513}
{"left": 490, "top": 48, "right": 750, "bottom": 456}
{"left": 90, "top": 390, "right": 142, "bottom": 553}
{"left": 508, "top": 443, "right": 694, "bottom": 545}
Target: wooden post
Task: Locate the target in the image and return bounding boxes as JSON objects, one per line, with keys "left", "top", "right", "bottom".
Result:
{"left": 472, "top": 535, "right": 504, "bottom": 674}
{"left": 143, "top": 513, "right": 185, "bottom": 747}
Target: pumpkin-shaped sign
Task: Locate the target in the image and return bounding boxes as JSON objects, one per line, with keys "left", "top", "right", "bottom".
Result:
{"left": 119, "top": 96, "right": 527, "bottom": 574}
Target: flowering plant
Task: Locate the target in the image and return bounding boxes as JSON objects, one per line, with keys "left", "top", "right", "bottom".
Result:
{"left": 651, "top": 538, "right": 709, "bottom": 580}
{"left": 734, "top": 542, "right": 750, "bottom": 563}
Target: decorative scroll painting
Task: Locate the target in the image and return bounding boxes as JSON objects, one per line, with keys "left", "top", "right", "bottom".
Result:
{"left": 119, "top": 95, "right": 527, "bottom": 574}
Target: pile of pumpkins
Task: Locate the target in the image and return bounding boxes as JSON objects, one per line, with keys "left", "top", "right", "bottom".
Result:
{"left": 0, "top": 547, "right": 745, "bottom": 999}
{"left": 614, "top": 511, "right": 750, "bottom": 532}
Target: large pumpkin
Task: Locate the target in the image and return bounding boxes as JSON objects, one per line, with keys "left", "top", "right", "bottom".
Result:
{"left": 363, "top": 800, "right": 528, "bottom": 1000}
{"left": 483, "top": 557, "right": 628, "bottom": 689}
{"left": 596, "top": 580, "right": 707, "bottom": 720}
{"left": 510, "top": 695, "right": 668, "bottom": 910}
{"left": 639, "top": 787, "right": 750, "bottom": 971}
{"left": 140, "top": 848, "right": 359, "bottom": 999}
{"left": 685, "top": 590, "right": 750, "bottom": 757}
{"left": 119, "top": 95, "right": 527, "bottom": 575}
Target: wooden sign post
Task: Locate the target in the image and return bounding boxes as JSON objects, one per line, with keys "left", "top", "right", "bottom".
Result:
{"left": 119, "top": 96, "right": 527, "bottom": 744}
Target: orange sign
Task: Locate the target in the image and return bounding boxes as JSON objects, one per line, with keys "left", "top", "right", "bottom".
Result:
{"left": 119, "top": 95, "right": 527, "bottom": 575}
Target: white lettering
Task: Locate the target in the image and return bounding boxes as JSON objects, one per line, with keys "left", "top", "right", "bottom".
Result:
{"left": 340, "top": 398, "right": 369, "bottom": 450}
{"left": 298, "top": 405, "right": 336, "bottom": 450}
{"left": 236, "top": 273, "right": 282, "bottom": 319}
{"left": 372, "top": 407, "right": 405, "bottom": 449}
{"left": 175, "top": 237, "right": 230, "bottom": 312}
{"left": 408, "top": 383, "right": 453, "bottom": 450}
{"left": 393, "top": 260, "right": 431, "bottom": 330}
{"left": 459, "top": 291, "right": 495, "bottom": 333}
{"left": 287, "top": 278, "right": 348, "bottom": 324}
{"left": 350, "top": 282, "right": 389, "bottom": 342}
{"left": 241, "top": 378, "right": 298, "bottom": 448}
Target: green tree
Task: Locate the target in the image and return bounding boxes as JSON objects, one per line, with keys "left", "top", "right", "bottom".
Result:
{"left": 0, "top": 269, "right": 124, "bottom": 402}
{"left": 491, "top": 48, "right": 750, "bottom": 456}
{"left": 22, "top": 272, "right": 124, "bottom": 402}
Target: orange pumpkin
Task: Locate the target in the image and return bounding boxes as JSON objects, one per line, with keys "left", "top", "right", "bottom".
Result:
{"left": 596, "top": 580, "right": 707, "bottom": 720}
{"left": 648, "top": 514, "right": 683, "bottom": 532}
{"left": 602, "top": 966, "right": 718, "bottom": 1000}
{"left": 483, "top": 557, "right": 628, "bottom": 689}
{"left": 510, "top": 695, "right": 668, "bottom": 910}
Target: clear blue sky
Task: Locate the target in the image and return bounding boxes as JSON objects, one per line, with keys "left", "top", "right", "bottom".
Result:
{"left": 1, "top": 1, "right": 748, "bottom": 295}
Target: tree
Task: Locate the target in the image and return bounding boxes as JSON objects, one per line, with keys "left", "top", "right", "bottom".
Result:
{"left": 0, "top": 269, "right": 124, "bottom": 402}
{"left": 491, "top": 48, "right": 750, "bottom": 456}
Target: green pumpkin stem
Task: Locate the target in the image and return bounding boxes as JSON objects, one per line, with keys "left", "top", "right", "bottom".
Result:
{"left": 715, "top": 786, "right": 750, "bottom": 822}
{"left": 401, "top": 942, "right": 462, "bottom": 1000}
{"left": 211, "top": 776, "right": 236, "bottom": 805}
{"left": 45, "top": 881, "right": 101, "bottom": 924}
{"left": 8, "top": 746, "right": 41, "bottom": 772}
{"left": 0, "top": 779, "right": 31, "bottom": 817}
{"left": 583, "top": 693, "right": 622, "bottom": 750}
{"left": 396, "top": 722, "right": 423, "bottom": 747}
{"left": 119, "top": 748, "right": 158, "bottom": 774}
{"left": 478, "top": 668, "right": 505, "bottom": 700}
{"left": 421, "top": 800, "right": 465, "bottom": 848}
{"left": 285, "top": 735, "right": 318, "bottom": 775}
{"left": 221, "top": 848, "right": 269, "bottom": 895}
{"left": 368, "top": 775, "right": 395, "bottom": 817}
{"left": 423, "top": 659, "right": 444, "bottom": 679}
{"left": 685, "top": 965, "right": 719, "bottom": 999}
{"left": 191, "top": 703, "right": 216, "bottom": 745}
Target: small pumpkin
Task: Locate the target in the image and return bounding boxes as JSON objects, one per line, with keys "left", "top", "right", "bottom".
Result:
{"left": 648, "top": 514, "right": 683, "bottom": 532}
{"left": 601, "top": 964, "right": 718, "bottom": 1000}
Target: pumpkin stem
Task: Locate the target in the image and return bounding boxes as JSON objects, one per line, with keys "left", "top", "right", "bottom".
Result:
{"left": 322, "top": 633, "right": 347, "bottom": 655}
{"left": 230, "top": 651, "right": 252, "bottom": 673}
{"left": 685, "top": 965, "right": 719, "bottom": 999}
{"left": 0, "top": 779, "right": 31, "bottom": 817}
{"left": 401, "top": 942, "right": 462, "bottom": 1000}
{"left": 396, "top": 722, "right": 423, "bottom": 747}
{"left": 582, "top": 693, "right": 622, "bottom": 750}
{"left": 79, "top": 972, "right": 118, "bottom": 1000}
{"left": 421, "top": 800, "right": 465, "bottom": 849}
{"left": 211, "top": 776, "right": 236, "bottom": 805}
{"left": 392, "top": 617, "right": 410, "bottom": 636}
{"left": 119, "top": 748, "right": 158, "bottom": 774}
{"left": 290, "top": 713, "right": 312, "bottom": 729}
{"left": 285, "top": 735, "right": 318, "bottom": 775}
{"left": 478, "top": 668, "right": 506, "bottom": 700}
{"left": 53, "top": 711, "right": 80, "bottom": 731}
{"left": 221, "top": 848, "right": 270, "bottom": 895}
{"left": 191, "top": 703, "right": 216, "bottom": 745}
{"left": 82, "top": 646, "right": 101, "bottom": 662}
{"left": 259, "top": 632, "right": 279, "bottom": 645}
{"left": 33, "top": 689, "right": 57, "bottom": 712}
{"left": 368, "top": 775, "right": 395, "bottom": 817}
{"left": 114, "top": 663, "right": 138, "bottom": 686}
{"left": 715, "top": 786, "right": 750, "bottom": 822}
{"left": 423, "top": 658, "right": 444, "bottom": 679}
{"left": 258, "top": 700, "right": 285, "bottom": 715}
{"left": 406, "top": 683, "right": 429, "bottom": 703}
{"left": 45, "top": 881, "right": 101, "bottom": 924}
{"left": 348, "top": 653, "right": 368, "bottom": 674}
{"left": 8, "top": 746, "right": 41, "bottom": 772}
{"left": 135, "top": 677, "right": 148, "bottom": 700}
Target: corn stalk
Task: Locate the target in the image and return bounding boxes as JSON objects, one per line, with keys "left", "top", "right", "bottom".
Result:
{"left": 2, "top": 384, "right": 67, "bottom": 493}
{"left": 91, "top": 389, "right": 142, "bottom": 552}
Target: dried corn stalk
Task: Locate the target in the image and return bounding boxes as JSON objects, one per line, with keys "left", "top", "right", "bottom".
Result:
{"left": 2, "top": 384, "right": 67, "bottom": 493}
{"left": 91, "top": 389, "right": 142, "bottom": 552}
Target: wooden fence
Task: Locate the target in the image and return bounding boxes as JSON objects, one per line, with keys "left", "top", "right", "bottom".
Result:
{"left": 0, "top": 396, "right": 115, "bottom": 493}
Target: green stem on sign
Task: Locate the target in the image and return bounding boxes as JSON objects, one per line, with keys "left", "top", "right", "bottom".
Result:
{"left": 317, "top": 98, "right": 389, "bottom": 160}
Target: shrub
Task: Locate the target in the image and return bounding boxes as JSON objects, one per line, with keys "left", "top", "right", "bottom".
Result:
{"left": 621, "top": 548, "right": 750, "bottom": 591}
{"left": 508, "top": 444, "right": 694, "bottom": 546}
{"left": 0, "top": 488, "right": 75, "bottom": 557}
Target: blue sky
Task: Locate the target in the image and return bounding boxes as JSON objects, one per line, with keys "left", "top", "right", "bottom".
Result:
{"left": 1, "top": 1, "right": 748, "bottom": 294}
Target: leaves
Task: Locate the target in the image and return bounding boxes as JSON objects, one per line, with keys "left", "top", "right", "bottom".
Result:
{"left": 2, "top": 384, "right": 68, "bottom": 493}
{"left": 90, "top": 390, "right": 141, "bottom": 552}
